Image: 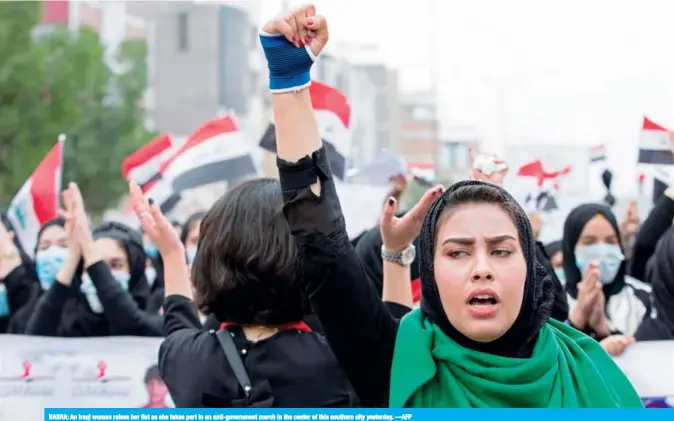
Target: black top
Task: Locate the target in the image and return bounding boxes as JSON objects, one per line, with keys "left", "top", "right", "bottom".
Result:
{"left": 629, "top": 194, "right": 674, "bottom": 282}
{"left": 25, "top": 261, "right": 162, "bottom": 337}
{"left": 277, "top": 148, "right": 401, "bottom": 407}
{"left": 0, "top": 263, "right": 37, "bottom": 333}
{"left": 158, "top": 294, "right": 359, "bottom": 408}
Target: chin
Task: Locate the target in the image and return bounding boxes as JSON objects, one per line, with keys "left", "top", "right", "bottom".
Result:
{"left": 459, "top": 322, "right": 508, "bottom": 343}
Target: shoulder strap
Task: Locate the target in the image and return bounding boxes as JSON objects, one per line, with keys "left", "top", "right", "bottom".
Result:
{"left": 215, "top": 328, "right": 252, "bottom": 398}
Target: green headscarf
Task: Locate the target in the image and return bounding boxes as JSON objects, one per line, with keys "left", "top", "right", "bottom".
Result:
{"left": 390, "top": 309, "right": 643, "bottom": 408}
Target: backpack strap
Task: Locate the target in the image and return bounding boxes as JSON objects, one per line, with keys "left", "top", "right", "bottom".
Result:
{"left": 215, "top": 328, "right": 252, "bottom": 398}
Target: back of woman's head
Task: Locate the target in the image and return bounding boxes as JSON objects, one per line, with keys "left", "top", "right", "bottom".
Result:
{"left": 192, "top": 178, "right": 304, "bottom": 325}
{"left": 419, "top": 180, "right": 553, "bottom": 357}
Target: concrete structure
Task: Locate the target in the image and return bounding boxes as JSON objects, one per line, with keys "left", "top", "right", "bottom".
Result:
{"left": 399, "top": 92, "right": 439, "bottom": 174}
{"left": 311, "top": 53, "right": 378, "bottom": 169}
{"left": 126, "top": 1, "right": 265, "bottom": 137}
{"left": 438, "top": 126, "right": 480, "bottom": 182}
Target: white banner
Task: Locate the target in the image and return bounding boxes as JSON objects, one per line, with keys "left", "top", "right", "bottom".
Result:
{"left": 0, "top": 335, "right": 671, "bottom": 418}
{"left": 0, "top": 335, "right": 172, "bottom": 421}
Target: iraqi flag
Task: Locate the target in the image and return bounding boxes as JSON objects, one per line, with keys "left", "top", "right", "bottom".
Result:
{"left": 159, "top": 114, "right": 259, "bottom": 193}
{"left": 121, "top": 133, "right": 178, "bottom": 187}
{"left": 8, "top": 138, "right": 64, "bottom": 257}
{"left": 258, "top": 81, "right": 352, "bottom": 179}
{"left": 121, "top": 134, "right": 182, "bottom": 214}
{"left": 638, "top": 117, "right": 674, "bottom": 165}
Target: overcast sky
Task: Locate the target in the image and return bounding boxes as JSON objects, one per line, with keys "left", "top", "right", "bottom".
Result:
{"left": 257, "top": 0, "right": 674, "bottom": 195}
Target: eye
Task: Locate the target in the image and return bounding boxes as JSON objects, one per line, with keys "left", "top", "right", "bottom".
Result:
{"left": 492, "top": 249, "right": 511, "bottom": 257}
{"left": 448, "top": 250, "right": 468, "bottom": 258}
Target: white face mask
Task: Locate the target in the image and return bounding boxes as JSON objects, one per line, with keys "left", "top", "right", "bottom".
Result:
{"left": 575, "top": 243, "right": 624, "bottom": 285}
{"left": 81, "top": 271, "right": 131, "bottom": 314}
{"left": 145, "top": 266, "right": 157, "bottom": 289}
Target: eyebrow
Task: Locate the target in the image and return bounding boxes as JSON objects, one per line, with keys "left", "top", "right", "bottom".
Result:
{"left": 441, "top": 235, "right": 517, "bottom": 246}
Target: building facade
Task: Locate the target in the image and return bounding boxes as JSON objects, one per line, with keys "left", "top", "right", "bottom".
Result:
{"left": 399, "top": 92, "right": 439, "bottom": 177}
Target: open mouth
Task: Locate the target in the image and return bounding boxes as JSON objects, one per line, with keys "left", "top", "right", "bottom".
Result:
{"left": 466, "top": 289, "right": 500, "bottom": 307}
{"left": 468, "top": 295, "right": 498, "bottom": 306}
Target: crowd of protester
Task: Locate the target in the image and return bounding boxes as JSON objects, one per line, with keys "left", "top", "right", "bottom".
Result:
{"left": 1, "top": 4, "right": 673, "bottom": 408}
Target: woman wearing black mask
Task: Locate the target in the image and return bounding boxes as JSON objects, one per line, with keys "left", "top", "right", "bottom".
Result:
{"left": 26, "top": 183, "right": 161, "bottom": 337}
{"left": 262, "top": 5, "right": 642, "bottom": 407}
{"left": 563, "top": 203, "right": 651, "bottom": 347}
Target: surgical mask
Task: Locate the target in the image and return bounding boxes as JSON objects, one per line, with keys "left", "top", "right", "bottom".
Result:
{"left": 144, "top": 242, "right": 158, "bottom": 259}
{"left": 35, "top": 246, "right": 68, "bottom": 290}
{"left": 0, "top": 284, "right": 9, "bottom": 317}
{"left": 81, "top": 271, "right": 131, "bottom": 314}
{"left": 186, "top": 246, "right": 197, "bottom": 265}
{"left": 554, "top": 268, "right": 566, "bottom": 286}
{"left": 145, "top": 266, "right": 157, "bottom": 289}
{"left": 575, "top": 243, "right": 624, "bottom": 285}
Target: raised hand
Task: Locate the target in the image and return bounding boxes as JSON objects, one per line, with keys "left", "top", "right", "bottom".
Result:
{"left": 380, "top": 185, "right": 444, "bottom": 252}
{"left": 469, "top": 147, "right": 508, "bottom": 186}
{"left": 259, "top": 4, "right": 327, "bottom": 94}
{"left": 129, "top": 182, "right": 183, "bottom": 259}
{"left": 568, "top": 261, "right": 601, "bottom": 329}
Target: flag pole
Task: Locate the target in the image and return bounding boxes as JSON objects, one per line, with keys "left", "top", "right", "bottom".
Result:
{"left": 57, "top": 134, "right": 66, "bottom": 211}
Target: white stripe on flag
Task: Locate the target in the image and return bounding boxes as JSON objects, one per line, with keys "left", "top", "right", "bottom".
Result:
{"left": 639, "top": 130, "right": 671, "bottom": 151}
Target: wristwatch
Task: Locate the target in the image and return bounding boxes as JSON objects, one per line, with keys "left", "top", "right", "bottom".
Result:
{"left": 381, "top": 244, "right": 416, "bottom": 266}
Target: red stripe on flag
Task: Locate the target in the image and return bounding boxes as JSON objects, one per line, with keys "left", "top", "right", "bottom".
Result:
{"left": 30, "top": 142, "right": 63, "bottom": 225}
{"left": 309, "top": 81, "right": 351, "bottom": 129}
{"left": 159, "top": 115, "right": 238, "bottom": 174}
{"left": 643, "top": 117, "right": 671, "bottom": 132}
{"left": 411, "top": 277, "right": 421, "bottom": 303}
{"left": 121, "top": 133, "right": 173, "bottom": 179}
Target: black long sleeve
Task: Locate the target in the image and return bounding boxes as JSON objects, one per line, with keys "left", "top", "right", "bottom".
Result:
{"left": 25, "top": 281, "right": 72, "bottom": 336}
{"left": 277, "top": 146, "right": 398, "bottom": 407}
{"left": 4, "top": 264, "right": 35, "bottom": 314}
{"left": 87, "top": 261, "right": 163, "bottom": 337}
{"left": 629, "top": 194, "right": 674, "bottom": 281}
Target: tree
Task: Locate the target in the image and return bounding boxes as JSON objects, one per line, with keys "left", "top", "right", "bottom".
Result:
{"left": 0, "top": 2, "right": 155, "bottom": 215}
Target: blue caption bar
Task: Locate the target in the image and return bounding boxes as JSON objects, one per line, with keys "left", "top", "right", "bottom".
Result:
{"left": 44, "top": 408, "right": 672, "bottom": 421}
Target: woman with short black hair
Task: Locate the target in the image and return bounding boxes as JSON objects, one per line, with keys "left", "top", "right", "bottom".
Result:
{"left": 131, "top": 178, "right": 357, "bottom": 408}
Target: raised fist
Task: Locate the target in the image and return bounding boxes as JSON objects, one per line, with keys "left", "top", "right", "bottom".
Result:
{"left": 261, "top": 4, "right": 329, "bottom": 58}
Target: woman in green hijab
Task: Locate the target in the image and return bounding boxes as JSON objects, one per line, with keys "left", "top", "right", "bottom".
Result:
{"left": 260, "top": 5, "right": 642, "bottom": 408}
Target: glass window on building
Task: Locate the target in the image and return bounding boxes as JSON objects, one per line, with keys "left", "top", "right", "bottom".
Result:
{"left": 177, "top": 12, "right": 189, "bottom": 51}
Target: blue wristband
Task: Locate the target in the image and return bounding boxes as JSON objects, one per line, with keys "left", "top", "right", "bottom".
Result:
{"left": 259, "top": 31, "right": 317, "bottom": 93}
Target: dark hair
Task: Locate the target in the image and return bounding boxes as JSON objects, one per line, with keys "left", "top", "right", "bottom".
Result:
{"left": 144, "top": 365, "right": 161, "bottom": 383}
{"left": 192, "top": 178, "right": 304, "bottom": 325}
{"left": 180, "top": 211, "right": 207, "bottom": 245}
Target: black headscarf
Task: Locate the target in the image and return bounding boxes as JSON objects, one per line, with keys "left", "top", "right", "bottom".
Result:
{"left": 418, "top": 180, "right": 555, "bottom": 358}
{"left": 636, "top": 228, "right": 674, "bottom": 340}
{"left": 59, "top": 221, "right": 150, "bottom": 337}
{"left": 561, "top": 203, "right": 626, "bottom": 300}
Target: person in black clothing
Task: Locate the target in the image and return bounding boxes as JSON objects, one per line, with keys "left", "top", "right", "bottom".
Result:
{"left": 128, "top": 179, "right": 357, "bottom": 408}
{"left": 562, "top": 203, "right": 651, "bottom": 344}
{"left": 0, "top": 214, "right": 39, "bottom": 333}
{"left": 26, "top": 182, "right": 161, "bottom": 337}
{"left": 634, "top": 227, "right": 674, "bottom": 341}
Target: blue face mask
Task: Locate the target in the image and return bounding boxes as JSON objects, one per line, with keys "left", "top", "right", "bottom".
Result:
{"left": 81, "top": 271, "right": 131, "bottom": 314}
{"left": 144, "top": 242, "right": 158, "bottom": 259}
{"left": 554, "top": 268, "right": 566, "bottom": 286}
{"left": 35, "top": 246, "right": 68, "bottom": 290}
{"left": 575, "top": 243, "right": 624, "bottom": 285}
{"left": 0, "top": 284, "right": 9, "bottom": 317}
{"left": 186, "top": 246, "right": 197, "bottom": 265}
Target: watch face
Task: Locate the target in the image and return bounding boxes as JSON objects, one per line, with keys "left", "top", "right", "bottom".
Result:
{"left": 401, "top": 247, "right": 416, "bottom": 265}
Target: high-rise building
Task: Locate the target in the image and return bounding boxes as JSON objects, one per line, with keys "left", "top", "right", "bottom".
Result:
{"left": 126, "top": 1, "right": 265, "bottom": 137}
{"left": 311, "top": 53, "right": 378, "bottom": 169}
{"left": 399, "top": 92, "right": 439, "bottom": 178}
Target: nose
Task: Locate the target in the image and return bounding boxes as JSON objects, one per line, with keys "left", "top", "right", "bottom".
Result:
{"left": 470, "top": 252, "right": 495, "bottom": 282}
